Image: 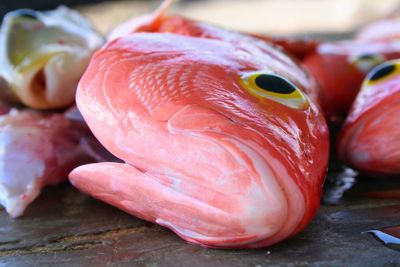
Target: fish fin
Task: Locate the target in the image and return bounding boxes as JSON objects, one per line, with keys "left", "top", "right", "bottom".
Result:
{"left": 167, "top": 104, "right": 235, "bottom": 133}
{"left": 108, "top": 0, "right": 174, "bottom": 40}
{"left": 153, "top": 0, "right": 175, "bottom": 23}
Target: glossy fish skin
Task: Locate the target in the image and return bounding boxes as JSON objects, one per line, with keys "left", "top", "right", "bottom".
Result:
{"left": 0, "top": 7, "right": 103, "bottom": 109}
{"left": 69, "top": 31, "right": 329, "bottom": 248}
{"left": 303, "top": 41, "right": 400, "bottom": 121}
{"left": 337, "top": 59, "right": 400, "bottom": 177}
{"left": 0, "top": 108, "right": 116, "bottom": 218}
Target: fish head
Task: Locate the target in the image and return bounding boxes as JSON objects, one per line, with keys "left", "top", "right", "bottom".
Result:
{"left": 0, "top": 7, "right": 103, "bottom": 109}
{"left": 338, "top": 59, "right": 400, "bottom": 176}
{"left": 304, "top": 40, "right": 400, "bottom": 120}
{"left": 76, "top": 33, "right": 329, "bottom": 246}
{"left": 96, "top": 33, "right": 325, "bottom": 149}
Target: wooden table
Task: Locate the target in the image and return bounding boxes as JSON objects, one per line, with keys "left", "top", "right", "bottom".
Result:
{"left": 1, "top": 168, "right": 399, "bottom": 266}
{"left": 1, "top": 1, "right": 400, "bottom": 266}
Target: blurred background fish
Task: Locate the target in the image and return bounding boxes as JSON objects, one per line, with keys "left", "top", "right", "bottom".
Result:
{"left": 0, "top": 7, "right": 103, "bottom": 109}
{"left": 3, "top": 0, "right": 399, "bottom": 36}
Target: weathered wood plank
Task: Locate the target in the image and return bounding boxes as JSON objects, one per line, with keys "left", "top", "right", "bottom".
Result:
{"left": 0, "top": 179, "right": 399, "bottom": 266}
{"left": 1, "top": 1, "right": 400, "bottom": 266}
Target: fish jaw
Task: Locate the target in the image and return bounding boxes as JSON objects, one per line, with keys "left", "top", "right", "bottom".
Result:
{"left": 338, "top": 93, "right": 400, "bottom": 176}
{"left": 0, "top": 7, "right": 103, "bottom": 109}
{"left": 69, "top": 105, "right": 306, "bottom": 248}
{"left": 73, "top": 95, "right": 309, "bottom": 247}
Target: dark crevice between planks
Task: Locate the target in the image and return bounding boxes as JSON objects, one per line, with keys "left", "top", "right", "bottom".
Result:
{"left": 0, "top": 224, "right": 157, "bottom": 256}
{"left": 0, "top": 239, "right": 21, "bottom": 248}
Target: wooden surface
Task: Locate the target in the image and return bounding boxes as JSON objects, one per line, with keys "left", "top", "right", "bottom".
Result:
{"left": 0, "top": 169, "right": 400, "bottom": 266}
{"left": 1, "top": 1, "right": 400, "bottom": 266}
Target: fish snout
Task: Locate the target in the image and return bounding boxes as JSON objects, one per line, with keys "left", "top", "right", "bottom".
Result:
{"left": 338, "top": 100, "right": 400, "bottom": 176}
{"left": 71, "top": 104, "right": 305, "bottom": 247}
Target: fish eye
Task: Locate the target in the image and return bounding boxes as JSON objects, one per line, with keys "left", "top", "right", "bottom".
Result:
{"left": 240, "top": 72, "right": 309, "bottom": 109}
{"left": 350, "top": 53, "right": 385, "bottom": 73}
{"left": 364, "top": 60, "right": 399, "bottom": 87}
{"left": 369, "top": 64, "right": 395, "bottom": 81}
{"left": 13, "top": 9, "right": 38, "bottom": 20}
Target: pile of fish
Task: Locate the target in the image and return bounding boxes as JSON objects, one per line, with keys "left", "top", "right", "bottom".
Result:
{"left": 0, "top": 0, "right": 399, "bottom": 248}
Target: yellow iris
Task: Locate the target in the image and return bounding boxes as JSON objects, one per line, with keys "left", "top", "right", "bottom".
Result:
{"left": 240, "top": 72, "right": 309, "bottom": 109}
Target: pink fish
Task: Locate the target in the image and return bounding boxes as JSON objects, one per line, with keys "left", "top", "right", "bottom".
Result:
{"left": 303, "top": 40, "right": 400, "bottom": 122}
{"left": 356, "top": 16, "right": 400, "bottom": 42}
{"left": 69, "top": 21, "right": 329, "bottom": 248}
{"left": 0, "top": 108, "right": 115, "bottom": 218}
{"left": 337, "top": 59, "right": 400, "bottom": 177}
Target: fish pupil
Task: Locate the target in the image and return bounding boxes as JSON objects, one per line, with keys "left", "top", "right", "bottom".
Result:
{"left": 14, "top": 9, "right": 38, "bottom": 20}
{"left": 254, "top": 74, "right": 296, "bottom": 94}
{"left": 369, "top": 64, "right": 395, "bottom": 81}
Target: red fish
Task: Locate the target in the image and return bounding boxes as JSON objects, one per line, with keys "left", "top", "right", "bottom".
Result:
{"left": 337, "top": 59, "right": 400, "bottom": 176}
{"left": 303, "top": 40, "right": 400, "bottom": 121}
{"left": 356, "top": 16, "right": 400, "bottom": 42}
{"left": 69, "top": 27, "right": 329, "bottom": 248}
{"left": 0, "top": 108, "right": 116, "bottom": 218}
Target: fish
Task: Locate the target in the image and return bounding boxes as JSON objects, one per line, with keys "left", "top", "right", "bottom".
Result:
{"left": 0, "top": 7, "right": 103, "bottom": 109}
{"left": 303, "top": 40, "right": 400, "bottom": 122}
{"left": 337, "top": 59, "right": 400, "bottom": 177}
{"left": 0, "top": 107, "right": 117, "bottom": 218}
{"left": 356, "top": 16, "right": 400, "bottom": 42}
{"left": 68, "top": 28, "right": 329, "bottom": 248}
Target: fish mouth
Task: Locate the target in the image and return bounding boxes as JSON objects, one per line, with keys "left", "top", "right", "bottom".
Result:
{"left": 338, "top": 100, "right": 400, "bottom": 176}
{"left": 88, "top": 104, "right": 307, "bottom": 247}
